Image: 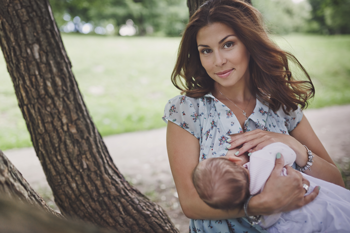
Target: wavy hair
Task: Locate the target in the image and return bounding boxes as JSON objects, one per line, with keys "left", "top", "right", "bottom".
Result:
{"left": 171, "top": 0, "right": 315, "bottom": 113}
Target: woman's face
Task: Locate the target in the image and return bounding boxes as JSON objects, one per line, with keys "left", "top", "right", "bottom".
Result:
{"left": 196, "top": 22, "right": 250, "bottom": 89}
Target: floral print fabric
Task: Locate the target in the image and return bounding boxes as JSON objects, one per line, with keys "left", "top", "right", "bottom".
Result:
{"left": 162, "top": 93, "right": 303, "bottom": 233}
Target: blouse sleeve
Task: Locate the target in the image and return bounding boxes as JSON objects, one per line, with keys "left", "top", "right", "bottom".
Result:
{"left": 162, "top": 95, "right": 201, "bottom": 139}
{"left": 285, "top": 107, "right": 303, "bottom": 133}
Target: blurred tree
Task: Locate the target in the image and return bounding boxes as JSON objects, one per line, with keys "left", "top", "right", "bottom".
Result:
{"left": 308, "top": 0, "right": 328, "bottom": 33}
{"left": 308, "top": 0, "right": 350, "bottom": 34}
{"left": 159, "top": 0, "right": 189, "bottom": 36}
{"left": 187, "top": 0, "right": 312, "bottom": 35}
{"left": 252, "top": 0, "right": 312, "bottom": 34}
{"left": 50, "top": 0, "right": 107, "bottom": 30}
{"left": 187, "top": 0, "right": 251, "bottom": 17}
{"left": 50, "top": 0, "right": 189, "bottom": 36}
{"left": 99, "top": 0, "right": 161, "bottom": 35}
{"left": 187, "top": 0, "right": 207, "bottom": 17}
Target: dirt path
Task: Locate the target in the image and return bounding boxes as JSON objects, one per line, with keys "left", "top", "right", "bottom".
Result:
{"left": 4, "top": 104, "right": 350, "bottom": 232}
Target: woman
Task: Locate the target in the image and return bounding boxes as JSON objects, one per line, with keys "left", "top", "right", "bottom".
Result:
{"left": 163, "top": 0, "right": 345, "bottom": 232}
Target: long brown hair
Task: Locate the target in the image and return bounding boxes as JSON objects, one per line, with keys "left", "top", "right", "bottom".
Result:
{"left": 171, "top": 0, "right": 315, "bottom": 113}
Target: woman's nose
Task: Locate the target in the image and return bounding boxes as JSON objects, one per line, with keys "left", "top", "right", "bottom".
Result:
{"left": 214, "top": 51, "right": 226, "bottom": 67}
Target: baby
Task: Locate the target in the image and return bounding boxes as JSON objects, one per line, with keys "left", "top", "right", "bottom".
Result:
{"left": 193, "top": 142, "right": 350, "bottom": 232}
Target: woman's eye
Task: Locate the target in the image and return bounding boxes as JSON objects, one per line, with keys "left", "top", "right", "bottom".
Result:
{"left": 224, "top": 42, "right": 234, "bottom": 48}
{"left": 201, "top": 49, "right": 211, "bottom": 54}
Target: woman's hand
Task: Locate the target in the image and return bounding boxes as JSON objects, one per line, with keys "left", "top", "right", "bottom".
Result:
{"left": 248, "top": 154, "right": 319, "bottom": 216}
{"left": 227, "top": 129, "right": 295, "bottom": 154}
{"left": 227, "top": 129, "right": 306, "bottom": 164}
{"left": 227, "top": 116, "right": 344, "bottom": 187}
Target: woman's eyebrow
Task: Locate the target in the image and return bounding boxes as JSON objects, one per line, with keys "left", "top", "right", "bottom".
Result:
{"left": 219, "top": 34, "right": 235, "bottom": 44}
{"left": 197, "top": 34, "right": 236, "bottom": 48}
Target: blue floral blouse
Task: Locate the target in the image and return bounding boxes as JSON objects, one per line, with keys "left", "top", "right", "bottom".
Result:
{"left": 163, "top": 93, "right": 303, "bottom": 233}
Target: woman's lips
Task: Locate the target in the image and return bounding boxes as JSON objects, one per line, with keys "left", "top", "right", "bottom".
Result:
{"left": 215, "top": 68, "right": 234, "bottom": 78}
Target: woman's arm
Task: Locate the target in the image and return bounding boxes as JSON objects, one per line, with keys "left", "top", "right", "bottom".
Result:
{"left": 166, "top": 121, "right": 319, "bottom": 220}
{"left": 227, "top": 116, "right": 345, "bottom": 187}
{"left": 290, "top": 116, "right": 345, "bottom": 187}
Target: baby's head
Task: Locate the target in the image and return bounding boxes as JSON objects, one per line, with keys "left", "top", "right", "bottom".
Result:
{"left": 192, "top": 157, "right": 250, "bottom": 210}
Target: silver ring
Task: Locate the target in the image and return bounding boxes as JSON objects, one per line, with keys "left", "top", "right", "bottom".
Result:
{"left": 303, "top": 184, "right": 309, "bottom": 193}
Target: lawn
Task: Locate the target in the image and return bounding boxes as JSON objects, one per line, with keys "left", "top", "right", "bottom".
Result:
{"left": 0, "top": 34, "right": 350, "bottom": 150}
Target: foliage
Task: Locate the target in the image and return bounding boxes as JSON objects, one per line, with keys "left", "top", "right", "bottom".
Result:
{"left": 1, "top": 35, "right": 350, "bottom": 150}
{"left": 49, "top": 0, "right": 107, "bottom": 28}
{"left": 252, "top": 0, "right": 312, "bottom": 34}
{"left": 157, "top": 0, "right": 189, "bottom": 36}
{"left": 49, "top": 0, "right": 189, "bottom": 36}
{"left": 49, "top": 0, "right": 350, "bottom": 36}
{"left": 308, "top": 0, "right": 350, "bottom": 34}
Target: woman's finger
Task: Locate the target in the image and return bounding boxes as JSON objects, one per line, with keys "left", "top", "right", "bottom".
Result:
{"left": 230, "top": 129, "right": 264, "bottom": 140}
{"left": 302, "top": 186, "right": 319, "bottom": 205}
{"left": 228, "top": 130, "right": 265, "bottom": 150}
{"left": 239, "top": 138, "right": 270, "bottom": 155}
{"left": 301, "top": 177, "right": 310, "bottom": 187}
{"left": 233, "top": 134, "right": 275, "bottom": 156}
{"left": 229, "top": 129, "right": 264, "bottom": 142}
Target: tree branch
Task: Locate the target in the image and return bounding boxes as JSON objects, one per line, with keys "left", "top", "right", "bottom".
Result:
{"left": 0, "top": 195, "right": 117, "bottom": 233}
{"left": 0, "top": 150, "right": 61, "bottom": 218}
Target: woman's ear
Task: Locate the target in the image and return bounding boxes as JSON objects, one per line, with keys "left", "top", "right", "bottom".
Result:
{"left": 227, "top": 156, "right": 243, "bottom": 164}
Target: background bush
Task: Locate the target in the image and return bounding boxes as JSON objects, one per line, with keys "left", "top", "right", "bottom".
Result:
{"left": 50, "top": 0, "right": 189, "bottom": 36}
{"left": 50, "top": 0, "right": 350, "bottom": 36}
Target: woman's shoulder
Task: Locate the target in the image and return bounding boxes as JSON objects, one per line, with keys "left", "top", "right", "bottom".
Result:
{"left": 164, "top": 95, "right": 211, "bottom": 112}
{"left": 274, "top": 105, "right": 303, "bottom": 118}
{"left": 165, "top": 95, "right": 204, "bottom": 105}
{"left": 163, "top": 95, "right": 206, "bottom": 139}
{"left": 273, "top": 105, "right": 303, "bottom": 133}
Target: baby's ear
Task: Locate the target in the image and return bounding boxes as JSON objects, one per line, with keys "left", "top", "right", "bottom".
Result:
{"left": 227, "top": 156, "right": 242, "bottom": 164}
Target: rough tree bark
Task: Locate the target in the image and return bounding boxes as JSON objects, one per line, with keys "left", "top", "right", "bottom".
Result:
{"left": 0, "top": 150, "right": 60, "bottom": 217}
{"left": 0, "top": 0, "right": 177, "bottom": 232}
{"left": 187, "top": 0, "right": 252, "bottom": 18}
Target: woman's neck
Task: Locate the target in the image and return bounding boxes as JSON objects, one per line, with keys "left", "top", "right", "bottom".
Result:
{"left": 213, "top": 82, "right": 253, "bottom": 104}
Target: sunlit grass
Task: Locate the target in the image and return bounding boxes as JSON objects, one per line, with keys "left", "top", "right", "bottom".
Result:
{"left": 272, "top": 34, "right": 350, "bottom": 108}
{"left": 0, "top": 34, "right": 349, "bottom": 150}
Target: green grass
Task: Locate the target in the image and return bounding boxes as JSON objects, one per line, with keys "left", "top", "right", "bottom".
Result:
{"left": 0, "top": 34, "right": 350, "bottom": 150}
{"left": 272, "top": 34, "right": 350, "bottom": 108}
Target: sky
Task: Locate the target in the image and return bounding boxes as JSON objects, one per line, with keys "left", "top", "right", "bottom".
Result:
{"left": 292, "top": 0, "right": 305, "bottom": 3}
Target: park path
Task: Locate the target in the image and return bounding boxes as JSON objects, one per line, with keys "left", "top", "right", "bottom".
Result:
{"left": 4, "top": 104, "right": 350, "bottom": 232}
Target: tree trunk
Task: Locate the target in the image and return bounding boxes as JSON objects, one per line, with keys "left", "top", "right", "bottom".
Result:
{"left": 187, "top": 0, "right": 252, "bottom": 18}
{"left": 187, "top": 0, "right": 207, "bottom": 17}
{"left": 0, "top": 0, "right": 178, "bottom": 232}
{"left": 0, "top": 195, "right": 116, "bottom": 233}
{"left": 0, "top": 150, "right": 61, "bottom": 218}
